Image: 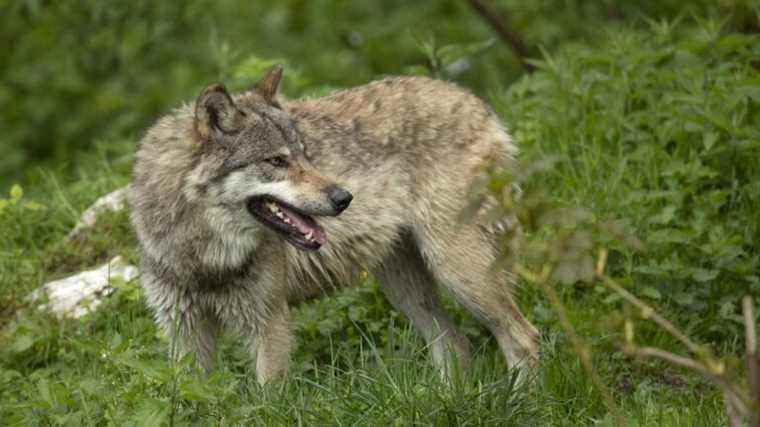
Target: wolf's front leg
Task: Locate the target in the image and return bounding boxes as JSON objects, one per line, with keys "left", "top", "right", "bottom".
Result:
{"left": 253, "top": 304, "right": 294, "bottom": 384}
{"left": 143, "top": 272, "right": 222, "bottom": 372}
{"left": 156, "top": 301, "right": 221, "bottom": 373}
{"left": 176, "top": 309, "right": 221, "bottom": 373}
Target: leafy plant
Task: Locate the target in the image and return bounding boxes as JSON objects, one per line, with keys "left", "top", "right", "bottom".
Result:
{"left": 493, "top": 20, "right": 760, "bottom": 340}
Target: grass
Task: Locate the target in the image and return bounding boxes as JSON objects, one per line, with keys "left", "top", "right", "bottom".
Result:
{"left": 0, "top": 268, "right": 727, "bottom": 425}
{"left": 0, "top": 150, "right": 730, "bottom": 425}
{"left": 2, "top": 11, "right": 758, "bottom": 426}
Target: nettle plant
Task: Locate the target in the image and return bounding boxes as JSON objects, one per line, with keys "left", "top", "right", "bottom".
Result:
{"left": 476, "top": 19, "right": 760, "bottom": 425}
{"left": 493, "top": 19, "right": 760, "bottom": 334}
{"left": 473, "top": 155, "right": 759, "bottom": 426}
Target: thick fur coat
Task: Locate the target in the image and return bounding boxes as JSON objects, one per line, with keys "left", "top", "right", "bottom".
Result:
{"left": 130, "top": 67, "right": 539, "bottom": 383}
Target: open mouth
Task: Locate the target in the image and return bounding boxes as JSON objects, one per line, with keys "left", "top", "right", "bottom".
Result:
{"left": 246, "top": 196, "right": 327, "bottom": 251}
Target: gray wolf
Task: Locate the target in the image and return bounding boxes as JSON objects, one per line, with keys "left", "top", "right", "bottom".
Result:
{"left": 130, "top": 65, "right": 539, "bottom": 384}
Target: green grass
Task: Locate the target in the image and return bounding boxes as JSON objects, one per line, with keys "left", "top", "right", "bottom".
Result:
{"left": 0, "top": 268, "right": 726, "bottom": 425}
{"left": 2, "top": 5, "right": 759, "bottom": 426}
{"left": 0, "top": 184, "right": 731, "bottom": 425}
{"left": 0, "top": 114, "right": 731, "bottom": 425}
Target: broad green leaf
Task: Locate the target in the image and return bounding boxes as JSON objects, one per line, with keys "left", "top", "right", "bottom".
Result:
{"left": 649, "top": 206, "right": 677, "bottom": 225}
{"left": 640, "top": 286, "right": 661, "bottom": 300}
{"left": 692, "top": 268, "right": 719, "bottom": 282}
{"left": 702, "top": 132, "right": 718, "bottom": 151}
{"left": 673, "top": 292, "right": 695, "bottom": 307}
{"left": 8, "top": 334, "right": 35, "bottom": 353}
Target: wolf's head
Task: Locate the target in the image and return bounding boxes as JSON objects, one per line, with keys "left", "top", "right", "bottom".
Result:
{"left": 187, "top": 65, "right": 352, "bottom": 251}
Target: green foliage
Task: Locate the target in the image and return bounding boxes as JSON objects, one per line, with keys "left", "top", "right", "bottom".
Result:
{"left": 494, "top": 20, "right": 760, "bottom": 339}
{"left": 0, "top": 271, "right": 539, "bottom": 425}
{"left": 1, "top": 274, "right": 723, "bottom": 424}
{"left": 0, "top": 0, "right": 508, "bottom": 188}
{"left": 2, "top": 0, "right": 745, "bottom": 189}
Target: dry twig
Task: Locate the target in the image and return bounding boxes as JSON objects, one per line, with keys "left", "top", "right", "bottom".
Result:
{"left": 516, "top": 264, "right": 625, "bottom": 427}
{"left": 597, "top": 248, "right": 756, "bottom": 426}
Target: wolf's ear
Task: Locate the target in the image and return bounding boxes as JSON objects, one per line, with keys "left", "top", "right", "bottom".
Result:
{"left": 194, "top": 84, "right": 243, "bottom": 141}
{"left": 253, "top": 64, "right": 284, "bottom": 105}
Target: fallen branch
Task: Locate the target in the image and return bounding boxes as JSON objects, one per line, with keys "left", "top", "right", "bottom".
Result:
{"left": 28, "top": 256, "right": 139, "bottom": 319}
{"left": 465, "top": 0, "right": 536, "bottom": 73}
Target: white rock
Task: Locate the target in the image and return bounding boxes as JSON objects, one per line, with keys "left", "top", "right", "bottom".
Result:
{"left": 67, "top": 186, "right": 129, "bottom": 240}
{"left": 29, "top": 256, "right": 139, "bottom": 319}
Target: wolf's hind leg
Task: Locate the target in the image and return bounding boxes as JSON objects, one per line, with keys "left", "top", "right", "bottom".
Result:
{"left": 373, "top": 234, "right": 471, "bottom": 378}
{"left": 415, "top": 223, "right": 539, "bottom": 379}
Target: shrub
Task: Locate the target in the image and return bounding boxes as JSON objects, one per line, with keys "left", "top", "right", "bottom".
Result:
{"left": 493, "top": 20, "right": 760, "bottom": 338}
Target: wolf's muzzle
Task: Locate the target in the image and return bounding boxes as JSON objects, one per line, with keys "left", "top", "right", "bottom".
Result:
{"left": 326, "top": 185, "right": 353, "bottom": 213}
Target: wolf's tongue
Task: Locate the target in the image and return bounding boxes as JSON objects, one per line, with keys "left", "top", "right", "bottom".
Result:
{"left": 279, "top": 205, "right": 327, "bottom": 245}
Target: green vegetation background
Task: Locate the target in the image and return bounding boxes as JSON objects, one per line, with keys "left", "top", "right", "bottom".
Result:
{"left": 1, "top": 1, "right": 759, "bottom": 424}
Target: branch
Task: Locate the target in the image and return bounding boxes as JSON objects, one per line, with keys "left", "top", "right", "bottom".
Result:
{"left": 598, "top": 272, "right": 707, "bottom": 360}
{"left": 627, "top": 346, "right": 749, "bottom": 417}
{"left": 597, "top": 249, "right": 753, "bottom": 423}
{"left": 465, "top": 0, "right": 536, "bottom": 73}
{"left": 516, "top": 265, "right": 625, "bottom": 427}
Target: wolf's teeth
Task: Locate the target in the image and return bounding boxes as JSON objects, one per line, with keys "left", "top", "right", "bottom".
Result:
{"left": 267, "top": 203, "right": 279, "bottom": 213}
{"left": 305, "top": 231, "right": 313, "bottom": 241}
{"left": 283, "top": 217, "right": 291, "bottom": 224}
{"left": 276, "top": 211, "right": 284, "bottom": 219}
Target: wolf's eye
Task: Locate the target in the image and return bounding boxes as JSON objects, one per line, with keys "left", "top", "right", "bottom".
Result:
{"left": 264, "top": 156, "right": 289, "bottom": 168}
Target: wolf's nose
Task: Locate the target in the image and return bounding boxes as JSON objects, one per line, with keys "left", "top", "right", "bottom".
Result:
{"left": 327, "top": 185, "right": 353, "bottom": 213}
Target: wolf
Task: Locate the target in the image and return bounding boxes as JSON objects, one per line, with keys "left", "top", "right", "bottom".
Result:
{"left": 129, "top": 65, "right": 539, "bottom": 384}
